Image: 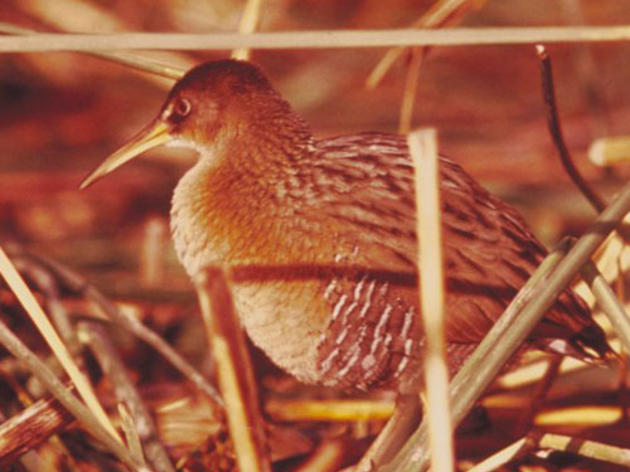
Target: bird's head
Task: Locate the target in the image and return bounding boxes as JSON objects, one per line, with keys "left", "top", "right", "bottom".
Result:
{"left": 80, "top": 59, "right": 302, "bottom": 189}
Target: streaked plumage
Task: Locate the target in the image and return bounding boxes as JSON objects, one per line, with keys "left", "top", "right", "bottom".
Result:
{"left": 84, "top": 60, "right": 611, "bottom": 394}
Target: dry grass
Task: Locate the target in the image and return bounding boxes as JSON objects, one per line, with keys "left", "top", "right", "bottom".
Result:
{"left": 0, "top": 245, "right": 119, "bottom": 443}
{"left": 2, "top": 26, "right": 630, "bottom": 53}
{"left": 408, "top": 128, "right": 454, "bottom": 472}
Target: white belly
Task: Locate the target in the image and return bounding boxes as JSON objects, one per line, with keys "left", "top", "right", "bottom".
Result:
{"left": 170, "top": 162, "right": 327, "bottom": 384}
{"left": 233, "top": 282, "right": 324, "bottom": 384}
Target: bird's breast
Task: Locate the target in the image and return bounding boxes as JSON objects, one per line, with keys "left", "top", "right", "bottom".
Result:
{"left": 171, "top": 162, "right": 218, "bottom": 277}
{"left": 231, "top": 280, "right": 330, "bottom": 384}
{"left": 169, "top": 161, "right": 337, "bottom": 382}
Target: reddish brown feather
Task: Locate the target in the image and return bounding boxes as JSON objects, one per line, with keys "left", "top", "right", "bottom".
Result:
{"left": 308, "top": 133, "right": 608, "bottom": 391}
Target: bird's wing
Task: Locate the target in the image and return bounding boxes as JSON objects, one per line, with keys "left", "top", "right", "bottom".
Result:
{"left": 310, "top": 132, "right": 602, "bottom": 350}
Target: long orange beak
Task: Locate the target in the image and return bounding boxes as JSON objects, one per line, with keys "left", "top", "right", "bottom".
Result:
{"left": 80, "top": 120, "right": 172, "bottom": 189}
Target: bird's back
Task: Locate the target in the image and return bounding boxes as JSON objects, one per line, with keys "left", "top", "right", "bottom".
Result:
{"left": 304, "top": 132, "right": 608, "bottom": 392}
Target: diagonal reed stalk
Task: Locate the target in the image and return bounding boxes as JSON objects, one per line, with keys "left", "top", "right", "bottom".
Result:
{"left": 367, "top": 0, "right": 486, "bottom": 89}
{"left": 383, "top": 178, "right": 630, "bottom": 472}
{"left": 408, "top": 128, "right": 453, "bottom": 471}
{"left": 460, "top": 44, "right": 630, "bottom": 472}
{"left": 1, "top": 26, "right": 630, "bottom": 52}
{"left": 581, "top": 261, "right": 630, "bottom": 353}
{"left": 0, "top": 245, "right": 120, "bottom": 443}
{"left": 118, "top": 403, "right": 147, "bottom": 470}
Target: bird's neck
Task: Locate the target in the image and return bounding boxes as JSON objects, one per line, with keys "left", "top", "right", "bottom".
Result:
{"left": 228, "top": 105, "right": 313, "bottom": 173}
{"left": 171, "top": 111, "right": 314, "bottom": 274}
{"left": 209, "top": 106, "right": 315, "bottom": 205}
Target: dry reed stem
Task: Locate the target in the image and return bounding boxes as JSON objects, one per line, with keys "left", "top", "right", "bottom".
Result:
{"left": 3, "top": 26, "right": 630, "bottom": 52}
{"left": 0, "top": 317, "right": 139, "bottom": 469}
{"left": 539, "top": 433, "right": 630, "bottom": 466}
{"left": 0, "top": 383, "right": 58, "bottom": 472}
{"left": 589, "top": 135, "right": 630, "bottom": 166}
{"left": 14, "top": 257, "right": 80, "bottom": 353}
{"left": 14, "top": 247, "right": 224, "bottom": 409}
{"left": 232, "top": 0, "right": 264, "bottom": 61}
{"left": 537, "top": 53, "right": 630, "bottom": 359}
{"left": 469, "top": 432, "right": 630, "bottom": 471}
{"left": 19, "top": 0, "right": 194, "bottom": 79}
{"left": 581, "top": 261, "right": 630, "bottom": 353}
{"left": 118, "top": 403, "right": 147, "bottom": 469}
{"left": 265, "top": 399, "right": 394, "bottom": 422}
{"left": 295, "top": 440, "right": 345, "bottom": 472}
{"left": 0, "top": 245, "right": 120, "bottom": 443}
{"left": 408, "top": 128, "right": 454, "bottom": 472}
{"left": 367, "top": 0, "right": 486, "bottom": 88}
{"left": 534, "top": 405, "right": 623, "bottom": 426}
{"left": 0, "top": 389, "right": 74, "bottom": 466}
{"left": 573, "top": 222, "right": 630, "bottom": 308}
{"left": 195, "top": 267, "right": 270, "bottom": 472}
{"left": 398, "top": 48, "right": 424, "bottom": 134}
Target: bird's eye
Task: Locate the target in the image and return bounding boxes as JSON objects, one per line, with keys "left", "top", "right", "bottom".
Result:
{"left": 173, "top": 98, "right": 191, "bottom": 119}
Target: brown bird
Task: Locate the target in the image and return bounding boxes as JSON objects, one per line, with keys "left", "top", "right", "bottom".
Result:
{"left": 82, "top": 59, "right": 610, "bottom": 466}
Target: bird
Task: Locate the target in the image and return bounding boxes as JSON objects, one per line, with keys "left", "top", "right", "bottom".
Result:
{"left": 81, "top": 59, "right": 611, "bottom": 467}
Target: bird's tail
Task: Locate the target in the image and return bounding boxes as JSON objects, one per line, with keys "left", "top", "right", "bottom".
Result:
{"left": 539, "top": 325, "right": 615, "bottom": 363}
{"left": 569, "top": 324, "right": 617, "bottom": 362}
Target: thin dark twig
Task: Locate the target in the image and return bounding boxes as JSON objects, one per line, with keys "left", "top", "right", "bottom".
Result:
{"left": 536, "top": 44, "right": 606, "bottom": 213}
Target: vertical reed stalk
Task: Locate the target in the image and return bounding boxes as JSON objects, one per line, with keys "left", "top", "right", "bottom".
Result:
{"left": 408, "top": 128, "right": 454, "bottom": 472}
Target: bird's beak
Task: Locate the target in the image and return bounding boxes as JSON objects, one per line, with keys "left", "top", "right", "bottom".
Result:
{"left": 80, "top": 119, "right": 172, "bottom": 189}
